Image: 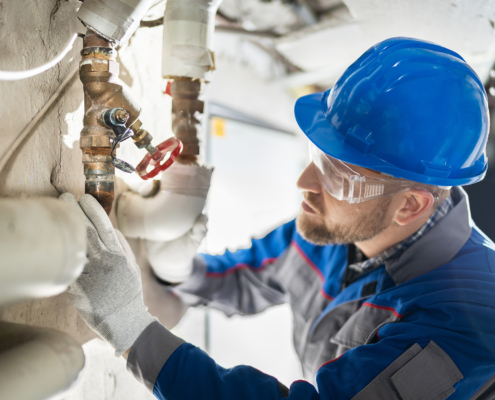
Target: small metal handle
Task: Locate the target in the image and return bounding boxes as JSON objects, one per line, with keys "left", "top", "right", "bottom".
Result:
{"left": 135, "top": 137, "right": 183, "bottom": 180}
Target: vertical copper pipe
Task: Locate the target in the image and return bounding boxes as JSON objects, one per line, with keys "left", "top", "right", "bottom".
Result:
{"left": 170, "top": 78, "right": 204, "bottom": 164}
{"left": 79, "top": 31, "right": 120, "bottom": 214}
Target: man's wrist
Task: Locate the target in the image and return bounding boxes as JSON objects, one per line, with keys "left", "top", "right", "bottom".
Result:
{"left": 98, "top": 300, "right": 157, "bottom": 356}
{"left": 126, "top": 321, "right": 186, "bottom": 392}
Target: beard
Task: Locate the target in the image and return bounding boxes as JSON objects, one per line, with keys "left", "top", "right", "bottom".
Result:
{"left": 296, "top": 193, "right": 393, "bottom": 246}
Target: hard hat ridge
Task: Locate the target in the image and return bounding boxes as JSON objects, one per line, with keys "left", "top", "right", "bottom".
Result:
{"left": 295, "top": 37, "right": 489, "bottom": 187}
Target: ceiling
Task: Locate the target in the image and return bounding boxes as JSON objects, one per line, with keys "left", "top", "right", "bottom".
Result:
{"left": 216, "top": 0, "right": 495, "bottom": 89}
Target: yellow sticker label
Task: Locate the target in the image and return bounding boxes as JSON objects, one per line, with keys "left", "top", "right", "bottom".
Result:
{"left": 211, "top": 117, "right": 226, "bottom": 137}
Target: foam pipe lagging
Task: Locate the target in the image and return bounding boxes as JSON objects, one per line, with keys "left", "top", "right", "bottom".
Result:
{"left": 77, "top": 0, "right": 155, "bottom": 45}
{"left": 0, "top": 322, "right": 85, "bottom": 400}
{"left": 117, "top": 163, "right": 213, "bottom": 241}
{"left": 162, "top": 0, "right": 223, "bottom": 81}
{"left": 0, "top": 197, "right": 87, "bottom": 307}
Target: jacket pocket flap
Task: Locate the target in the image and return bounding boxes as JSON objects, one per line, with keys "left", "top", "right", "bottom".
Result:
{"left": 391, "top": 341, "right": 463, "bottom": 400}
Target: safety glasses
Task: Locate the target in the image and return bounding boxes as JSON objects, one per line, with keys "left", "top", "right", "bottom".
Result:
{"left": 309, "top": 142, "right": 413, "bottom": 204}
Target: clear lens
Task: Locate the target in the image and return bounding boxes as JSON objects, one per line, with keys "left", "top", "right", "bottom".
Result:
{"left": 310, "top": 143, "right": 345, "bottom": 200}
{"left": 308, "top": 141, "right": 412, "bottom": 203}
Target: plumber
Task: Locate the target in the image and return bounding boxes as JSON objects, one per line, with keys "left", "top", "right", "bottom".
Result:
{"left": 61, "top": 38, "right": 495, "bottom": 399}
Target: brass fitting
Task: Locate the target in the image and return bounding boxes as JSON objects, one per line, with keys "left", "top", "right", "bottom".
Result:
{"left": 170, "top": 78, "right": 204, "bottom": 163}
{"left": 79, "top": 30, "right": 141, "bottom": 214}
{"left": 129, "top": 119, "right": 153, "bottom": 150}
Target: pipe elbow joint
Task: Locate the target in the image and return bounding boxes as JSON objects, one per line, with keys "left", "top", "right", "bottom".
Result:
{"left": 117, "top": 164, "right": 213, "bottom": 241}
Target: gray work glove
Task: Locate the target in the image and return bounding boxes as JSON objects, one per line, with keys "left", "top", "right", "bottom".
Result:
{"left": 146, "top": 214, "right": 208, "bottom": 283}
{"left": 60, "top": 193, "right": 156, "bottom": 356}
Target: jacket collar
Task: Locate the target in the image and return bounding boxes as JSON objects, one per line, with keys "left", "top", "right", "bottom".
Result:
{"left": 384, "top": 187, "right": 472, "bottom": 285}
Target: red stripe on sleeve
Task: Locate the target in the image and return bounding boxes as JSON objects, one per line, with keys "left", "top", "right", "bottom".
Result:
{"left": 206, "top": 257, "right": 278, "bottom": 277}
{"left": 317, "top": 352, "right": 346, "bottom": 370}
{"left": 362, "top": 302, "right": 404, "bottom": 318}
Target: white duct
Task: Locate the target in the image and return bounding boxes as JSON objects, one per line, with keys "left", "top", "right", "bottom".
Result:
{"left": 0, "top": 198, "right": 86, "bottom": 306}
{"left": 162, "top": 0, "right": 223, "bottom": 81}
{"left": 77, "top": 0, "right": 155, "bottom": 44}
{"left": 0, "top": 322, "right": 85, "bottom": 400}
{"left": 117, "top": 163, "right": 212, "bottom": 241}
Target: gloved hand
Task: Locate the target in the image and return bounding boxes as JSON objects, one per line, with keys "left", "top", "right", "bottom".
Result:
{"left": 146, "top": 214, "right": 208, "bottom": 283}
{"left": 60, "top": 193, "right": 156, "bottom": 356}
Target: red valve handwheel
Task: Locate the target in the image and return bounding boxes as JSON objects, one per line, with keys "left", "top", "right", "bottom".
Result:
{"left": 136, "top": 137, "right": 183, "bottom": 180}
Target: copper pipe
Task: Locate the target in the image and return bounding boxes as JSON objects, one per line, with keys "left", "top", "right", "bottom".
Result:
{"left": 170, "top": 78, "right": 204, "bottom": 164}
{"left": 79, "top": 30, "right": 141, "bottom": 214}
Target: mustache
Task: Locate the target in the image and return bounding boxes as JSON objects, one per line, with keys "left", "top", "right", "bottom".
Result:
{"left": 303, "top": 192, "right": 324, "bottom": 216}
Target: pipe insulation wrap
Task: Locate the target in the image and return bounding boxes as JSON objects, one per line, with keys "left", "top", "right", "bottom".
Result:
{"left": 117, "top": 163, "right": 213, "bottom": 241}
{"left": 162, "top": 0, "right": 223, "bottom": 80}
{"left": 77, "top": 0, "right": 155, "bottom": 44}
{"left": 146, "top": 214, "right": 208, "bottom": 283}
{"left": 0, "top": 198, "right": 86, "bottom": 306}
{"left": 0, "top": 322, "right": 85, "bottom": 400}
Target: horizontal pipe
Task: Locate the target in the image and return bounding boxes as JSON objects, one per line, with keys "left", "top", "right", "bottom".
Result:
{"left": 0, "top": 322, "right": 85, "bottom": 400}
{"left": 0, "top": 197, "right": 86, "bottom": 306}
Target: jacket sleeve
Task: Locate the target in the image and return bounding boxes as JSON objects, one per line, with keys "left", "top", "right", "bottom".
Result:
{"left": 127, "top": 299, "right": 493, "bottom": 400}
{"left": 171, "top": 219, "right": 296, "bottom": 316}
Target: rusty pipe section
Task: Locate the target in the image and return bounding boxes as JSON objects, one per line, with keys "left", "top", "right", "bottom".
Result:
{"left": 79, "top": 30, "right": 141, "bottom": 214}
{"left": 170, "top": 79, "right": 204, "bottom": 164}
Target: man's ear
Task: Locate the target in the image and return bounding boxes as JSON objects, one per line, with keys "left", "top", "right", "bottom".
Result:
{"left": 394, "top": 189, "right": 435, "bottom": 226}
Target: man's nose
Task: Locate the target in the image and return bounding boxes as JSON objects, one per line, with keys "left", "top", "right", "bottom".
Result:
{"left": 297, "top": 162, "right": 322, "bottom": 194}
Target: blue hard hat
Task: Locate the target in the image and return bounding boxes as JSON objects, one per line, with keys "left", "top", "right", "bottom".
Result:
{"left": 294, "top": 37, "right": 489, "bottom": 186}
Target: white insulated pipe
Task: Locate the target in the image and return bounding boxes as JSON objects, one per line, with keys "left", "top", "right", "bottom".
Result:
{"left": 0, "top": 198, "right": 86, "bottom": 306}
{"left": 77, "top": 0, "right": 155, "bottom": 44}
{"left": 117, "top": 163, "right": 212, "bottom": 241}
{"left": 117, "top": 191, "right": 206, "bottom": 241}
{"left": 162, "top": 0, "right": 223, "bottom": 81}
{"left": 0, "top": 322, "right": 85, "bottom": 400}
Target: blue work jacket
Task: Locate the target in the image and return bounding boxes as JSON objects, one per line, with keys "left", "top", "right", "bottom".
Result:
{"left": 127, "top": 187, "right": 495, "bottom": 399}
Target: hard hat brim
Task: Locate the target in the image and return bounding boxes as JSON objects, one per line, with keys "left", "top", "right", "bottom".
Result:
{"left": 294, "top": 91, "right": 487, "bottom": 186}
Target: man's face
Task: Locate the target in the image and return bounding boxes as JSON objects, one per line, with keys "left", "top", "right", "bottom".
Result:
{"left": 296, "top": 162, "right": 394, "bottom": 246}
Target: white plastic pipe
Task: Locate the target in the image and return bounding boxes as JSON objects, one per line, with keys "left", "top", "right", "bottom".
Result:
{"left": 162, "top": 0, "right": 223, "bottom": 81}
{"left": 0, "top": 197, "right": 86, "bottom": 306}
{"left": 117, "top": 163, "right": 212, "bottom": 241}
{"left": 0, "top": 322, "right": 85, "bottom": 400}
